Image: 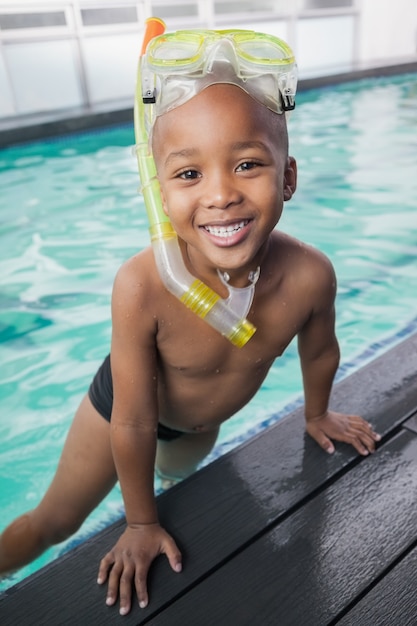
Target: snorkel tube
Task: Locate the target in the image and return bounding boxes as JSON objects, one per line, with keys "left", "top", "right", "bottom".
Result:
{"left": 134, "top": 18, "right": 256, "bottom": 347}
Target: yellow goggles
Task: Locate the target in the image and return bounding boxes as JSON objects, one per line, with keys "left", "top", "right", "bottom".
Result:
{"left": 141, "top": 28, "right": 297, "bottom": 123}
{"left": 147, "top": 29, "right": 295, "bottom": 72}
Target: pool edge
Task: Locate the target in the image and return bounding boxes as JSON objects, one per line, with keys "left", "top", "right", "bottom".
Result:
{"left": 1, "top": 331, "right": 416, "bottom": 623}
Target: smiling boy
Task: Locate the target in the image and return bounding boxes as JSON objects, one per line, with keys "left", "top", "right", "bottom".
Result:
{"left": 0, "top": 28, "right": 380, "bottom": 616}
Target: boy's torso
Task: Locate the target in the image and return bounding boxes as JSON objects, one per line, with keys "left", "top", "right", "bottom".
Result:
{"left": 131, "top": 231, "right": 328, "bottom": 433}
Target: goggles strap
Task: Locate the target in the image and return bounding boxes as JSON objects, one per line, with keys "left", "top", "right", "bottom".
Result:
{"left": 142, "top": 61, "right": 157, "bottom": 103}
{"left": 281, "top": 93, "right": 296, "bottom": 112}
{"left": 143, "top": 91, "right": 156, "bottom": 104}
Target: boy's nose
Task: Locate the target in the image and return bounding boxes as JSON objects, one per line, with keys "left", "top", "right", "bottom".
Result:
{"left": 202, "top": 172, "right": 242, "bottom": 210}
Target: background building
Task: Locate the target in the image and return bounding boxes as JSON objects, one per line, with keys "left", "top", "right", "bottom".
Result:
{"left": 0, "top": 0, "right": 416, "bottom": 120}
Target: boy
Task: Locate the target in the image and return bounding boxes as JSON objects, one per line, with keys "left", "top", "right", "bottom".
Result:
{"left": 0, "top": 28, "right": 380, "bottom": 616}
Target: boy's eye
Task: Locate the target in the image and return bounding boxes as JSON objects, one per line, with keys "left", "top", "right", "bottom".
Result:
{"left": 178, "top": 169, "right": 200, "bottom": 180}
{"left": 236, "top": 161, "right": 259, "bottom": 172}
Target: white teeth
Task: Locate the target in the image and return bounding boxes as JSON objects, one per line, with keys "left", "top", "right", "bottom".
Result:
{"left": 204, "top": 220, "right": 248, "bottom": 238}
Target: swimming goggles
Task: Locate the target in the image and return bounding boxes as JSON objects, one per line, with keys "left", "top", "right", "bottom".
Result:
{"left": 141, "top": 29, "right": 297, "bottom": 132}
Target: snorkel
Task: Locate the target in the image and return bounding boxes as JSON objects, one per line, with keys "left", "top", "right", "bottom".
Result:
{"left": 135, "top": 18, "right": 256, "bottom": 347}
{"left": 134, "top": 19, "right": 297, "bottom": 347}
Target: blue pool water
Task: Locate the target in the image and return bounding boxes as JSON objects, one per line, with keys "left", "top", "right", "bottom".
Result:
{"left": 1, "top": 72, "right": 417, "bottom": 590}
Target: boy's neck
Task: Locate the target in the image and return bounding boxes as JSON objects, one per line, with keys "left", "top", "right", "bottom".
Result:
{"left": 179, "top": 237, "right": 270, "bottom": 292}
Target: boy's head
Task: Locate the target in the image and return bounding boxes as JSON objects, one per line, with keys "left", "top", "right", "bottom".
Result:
{"left": 144, "top": 27, "right": 298, "bottom": 186}
{"left": 135, "top": 24, "right": 298, "bottom": 339}
{"left": 151, "top": 81, "right": 297, "bottom": 277}
{"left": 145, "top": 29, "right": 298, "bottom": 208}
{"left": 152, "top": 81, "right": 290, "bottom": 164}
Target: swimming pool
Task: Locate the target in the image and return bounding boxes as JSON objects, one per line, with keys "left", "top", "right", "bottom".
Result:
{"left": 1, "top": 72, "right": 416, "bottom": 590}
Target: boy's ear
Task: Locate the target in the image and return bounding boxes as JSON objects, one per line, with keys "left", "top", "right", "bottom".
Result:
{"left": 283, "top": 156, "right": 297, "bottom": 201}
{"left": 160, "top": 184, "right": 169, "bottom": 216}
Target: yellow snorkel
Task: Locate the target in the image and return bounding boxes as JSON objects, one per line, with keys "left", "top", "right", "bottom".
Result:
{"left": 134, "top": 18, "right": 256, "bottom": 347}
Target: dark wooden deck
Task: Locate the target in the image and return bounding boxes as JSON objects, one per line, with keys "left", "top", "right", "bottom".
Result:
{"left": 1, "top": 333, "right": 417, "bottom": 625}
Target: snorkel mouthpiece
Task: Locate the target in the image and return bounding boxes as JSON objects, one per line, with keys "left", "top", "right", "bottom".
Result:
{"left": 135, "top": 19, "right": 298, "bottom": 347}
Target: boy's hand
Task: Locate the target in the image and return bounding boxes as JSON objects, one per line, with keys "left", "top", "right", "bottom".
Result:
{"left": 306, "top": 410, "right": 381, "bottom": 456}
{"left": 97, "top": 523, "right": 182, "bottom": 616}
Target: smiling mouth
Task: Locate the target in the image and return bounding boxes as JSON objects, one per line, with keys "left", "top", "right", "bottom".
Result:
{"left": 202, "top": 219, "right": 250, "bottom": 238}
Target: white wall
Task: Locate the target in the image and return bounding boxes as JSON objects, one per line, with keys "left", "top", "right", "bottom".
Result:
{"left": 358, "top": 0, "right": 417, "bottom": 63}
{"left": 0, "top": 0, "right": 416, "bottom": 120}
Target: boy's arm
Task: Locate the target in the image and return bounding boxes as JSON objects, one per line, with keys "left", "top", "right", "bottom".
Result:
{"left": 97, "top": 257, "right": 181, "bottom": 615}
{"left": 297, "top": 252, "right": 380, "bottom": 456}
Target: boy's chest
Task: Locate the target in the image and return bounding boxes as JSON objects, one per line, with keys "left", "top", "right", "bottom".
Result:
{"left": 156, "top": 292, "right": 305, "bottom": 375}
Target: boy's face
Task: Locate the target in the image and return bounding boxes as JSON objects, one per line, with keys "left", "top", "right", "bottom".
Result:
{"left": 152, "top": 83, "right": 297, "bottom": 282}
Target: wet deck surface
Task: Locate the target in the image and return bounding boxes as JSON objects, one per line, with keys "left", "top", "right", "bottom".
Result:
{"left": 1, "top": 334, "right": 417, "bottom": 625}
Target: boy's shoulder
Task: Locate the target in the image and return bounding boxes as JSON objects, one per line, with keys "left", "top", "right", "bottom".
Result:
{"left": 113, "top": 246, "right": 161, "bottom": 306}
{"left": 269, "top": 230, "right": 336, "bottom": 292}
{"left": 271, "top": 230, "right": 333, "bottom": 269}
{"left": 116, "top": 246, "right": 156, "bottom": 282}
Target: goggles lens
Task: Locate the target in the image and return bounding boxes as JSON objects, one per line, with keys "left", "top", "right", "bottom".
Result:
{"left": 147, "top": 30, "right": 294, "bottom": 70}
{"left": 149, "top": 33, "right": 204, "bottom": 66}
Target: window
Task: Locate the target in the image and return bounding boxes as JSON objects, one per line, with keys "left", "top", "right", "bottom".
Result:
{"left": 0, "top": 12, "right": 67, "bottom": 30}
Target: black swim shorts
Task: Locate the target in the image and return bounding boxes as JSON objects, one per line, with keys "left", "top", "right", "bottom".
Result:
{"left": 88, "top": 354, "right": 183, "bottom": 442}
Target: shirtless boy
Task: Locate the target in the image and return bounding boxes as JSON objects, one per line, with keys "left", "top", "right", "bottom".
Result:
{"left": 0, "top": 27, "right": 380, "bottom": 616}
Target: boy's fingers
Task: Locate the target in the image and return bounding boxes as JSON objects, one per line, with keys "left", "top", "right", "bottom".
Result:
{"left": 347, "top": 426, "right": 378, "bottom": 453}
{"left": 353, "top": 418, "right": 381, "bottom": 442}
{"left": 339, "top": 427, "right": 378, "bottom": 455}
{"left": 308, "top": 426, "right": 334, "bottom": 454}
{"left": 306, "top": 413, "right": 381, "bottom": 457}
{"left": 361, "top": 430, "right": 381, "bottom": 452}
{"left": 164, "top": 539, "right": 182, "bottom": 573}
{"left": 352, "top": 437, "right": 371, "bottom": 456}
{"left": 320, "top": 437, "right": 335, "bottom": 454}
{"left": 97, "top": 552, "right": 114, "bottom": 585}
{"left": 118, "top": 563, "right": 135, "bottom": 615}
{"left": 105, "top": 561, "right": 123, "bottom": 607}
{"left": 365, "top": 424, "right": 381, "bottom": 442}
{"left": 135, "top": 565, "right": 150, "bottom": 609}
{"left": 360, "top": 434, "right": 377, "bottom": 453}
